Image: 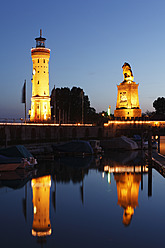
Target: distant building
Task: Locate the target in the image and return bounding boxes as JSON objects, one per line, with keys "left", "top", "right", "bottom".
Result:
{"left": 29, "top": 30, "right": 51, "bottom": 122}
{"left": 114, "top": 63, "right": 141, "bottom": 119}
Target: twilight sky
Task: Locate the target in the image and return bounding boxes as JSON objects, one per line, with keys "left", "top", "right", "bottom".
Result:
{"left": 0, "top": 0, "right": 165, "bottom": 119}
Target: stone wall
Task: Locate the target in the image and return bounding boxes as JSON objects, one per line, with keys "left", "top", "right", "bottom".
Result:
{"left": 0, "top": 124, "right": 115, "bottom": 147}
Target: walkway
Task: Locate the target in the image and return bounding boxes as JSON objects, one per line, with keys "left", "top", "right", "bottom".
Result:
{"left": 149, "top": 151, "right": 165, "bottom": 177}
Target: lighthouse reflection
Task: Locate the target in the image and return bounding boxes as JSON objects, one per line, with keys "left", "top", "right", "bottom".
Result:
{"left": 31, "top": 175, "right": 52, "bottom": 237}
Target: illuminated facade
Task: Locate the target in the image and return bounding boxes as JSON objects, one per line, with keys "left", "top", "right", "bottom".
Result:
{"left": 114, "top": 62, "right": 141, "bottom": 119}
{"left": 31, "top": 175, "right": 52, "bottom": 237}
{"left": 29, "top": 30, "right": 51, "bottom": 122}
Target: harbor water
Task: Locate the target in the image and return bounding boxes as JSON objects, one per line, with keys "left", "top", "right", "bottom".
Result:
{"left": 0, "top": 149, "right": 165, "bottom": 248}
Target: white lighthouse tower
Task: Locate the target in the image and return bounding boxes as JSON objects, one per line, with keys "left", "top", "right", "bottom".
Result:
{"left": 29, "top": 30, "right": 51, "bottom": 122}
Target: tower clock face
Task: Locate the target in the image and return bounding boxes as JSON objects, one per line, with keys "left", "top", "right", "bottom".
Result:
{"left": 120, "top": 91, "right": 127, "bottom": 103}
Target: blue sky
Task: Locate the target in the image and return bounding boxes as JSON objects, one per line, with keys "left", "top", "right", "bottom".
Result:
{"left": 1, "top": 0, "right": 165, "bottom": 119}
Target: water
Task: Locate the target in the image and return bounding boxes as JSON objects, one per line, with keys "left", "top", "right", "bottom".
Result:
{"left": 0, "top": 151, "right": 165, "bottom": 248}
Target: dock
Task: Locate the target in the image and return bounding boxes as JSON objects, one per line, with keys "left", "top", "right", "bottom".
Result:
{"left": 146, "top": 151, "right": 165, "bottom": 177}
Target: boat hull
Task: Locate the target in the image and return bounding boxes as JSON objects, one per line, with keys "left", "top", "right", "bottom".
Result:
{"left": 0, "top": 163, "right": 21, "bottom": 172}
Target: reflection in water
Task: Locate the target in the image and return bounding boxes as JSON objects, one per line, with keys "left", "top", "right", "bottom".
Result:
{"left": 114, "top": 173, "right": 141, "bottom": 226}
{"left": 0, "top": 150, "right": 158, "bottom": 247}
{"left": 31, "top": 175, "right": 52, "bottom": 237}
{"left": 160, "top": 137, "right": 165, "bottom": 155}
{"left": 103, "top": 151, "right": 148, "bottom": 226}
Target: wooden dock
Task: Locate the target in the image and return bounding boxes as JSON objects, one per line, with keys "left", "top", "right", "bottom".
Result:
{"left": 147, "top": 151, "right": 165, "bottom": 177}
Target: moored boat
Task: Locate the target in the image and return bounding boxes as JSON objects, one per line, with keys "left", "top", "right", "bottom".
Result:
{"left": 0, "top": 163, "right": 21, "bottom": 172}
{"left": 0, "top": 145, "right": 37, "bottom": 170}
{"left": 89, "top": 140, "right": 103, "bottom": 154}
{"left": 52, "top": 140, "right": 94, "bottom": 157}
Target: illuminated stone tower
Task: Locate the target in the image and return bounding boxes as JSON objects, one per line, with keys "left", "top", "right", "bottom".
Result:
{"left": 114, "top": 62, "right": 141, "bottom": 119}
{"left": 29, "top": 30, "right": 51, "bottom": 122}
{"left": 31, "top": 175, "right": 52, "bottom": 237}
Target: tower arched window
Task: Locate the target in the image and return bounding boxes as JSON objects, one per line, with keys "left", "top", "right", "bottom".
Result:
{"left": 38, "top": 81, "right": 39, "bottom": 84}
{"left": 38, "top": 59, "right": 39, "bottom": 63}
{"left": 43, "top": 59, "right": 45, "bottom": 63}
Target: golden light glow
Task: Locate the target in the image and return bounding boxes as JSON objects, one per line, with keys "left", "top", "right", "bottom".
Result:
{"left": 114, "top": 63, "right": 141, "bottom": 119}
{"left": 154, "top": 121, "right": 159, "bottom": 126}
{"left": 32, "top": 229, "right": 52, "bottom": 237}
{"left": 104, "top": 120, "right": 152, "bottom": 126}
{"left": 104, "top": 165, "right": 148, "bottom": 173}
{"left": 31, "top": 175, "right": 52, "bottom": 237}
{"left": 108, "top": 172, "right": 111, "bottom": 184}
{"left": 34, "top": 206, "right": 37, "bottom": 214}
{"left": 114, "top": 172, "right": 141, "bottom": 226}
{"left": 29, "top": 36, "right": 51, "bottom": 122}
{"left": 0, "top": 122, "right": 93, "bottom": 127}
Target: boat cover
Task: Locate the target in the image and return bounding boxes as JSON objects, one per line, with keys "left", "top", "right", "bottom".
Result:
{"left": 0, "top": 145, "right": 34, "bottom": 159}
{"left": 52, "top": 140, "right": 94, "bottom": 154}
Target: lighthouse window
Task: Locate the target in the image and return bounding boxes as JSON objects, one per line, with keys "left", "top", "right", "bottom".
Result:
{"left": 38, "top": 81, "right": 39, "bottom": 84}
{"left": 43, "top": 59, "right": 45, "bottom": 63}
{"left": 38, "top": 59, "right": 39, "bottom": 63}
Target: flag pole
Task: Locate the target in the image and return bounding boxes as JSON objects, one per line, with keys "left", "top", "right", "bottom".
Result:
{"left": 24, "top": 80, "right": 26, "bottom": 124}
{"left": 22, "top": 80, "right": 26, "bottom": 123}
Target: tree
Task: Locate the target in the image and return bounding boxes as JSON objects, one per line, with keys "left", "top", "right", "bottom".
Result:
{"left": 153, "top": 97, "right": 165, "bottom": 114}
{"left": 50, "top": 86, "right": 98, "bottom": 124}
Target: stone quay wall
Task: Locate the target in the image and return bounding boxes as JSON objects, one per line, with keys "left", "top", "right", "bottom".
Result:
{"left": 0, "top": 124, "right": 115, "bottom": 147}
{"left": 1, "top": 121, "right": 161, "bottom": 147}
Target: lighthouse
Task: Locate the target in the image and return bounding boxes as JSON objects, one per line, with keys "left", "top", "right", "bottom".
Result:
{"left": 29, "top": 30, "right": 51, "bottom": 122}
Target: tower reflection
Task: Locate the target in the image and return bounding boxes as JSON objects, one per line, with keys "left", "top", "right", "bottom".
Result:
{"left": 114, "top": 173, "right": 141, "bottom": 226}
{"left": 31, "top": 175, "right": 52, "bottom": 237}
{"left": 104, "top": 151, "right": 148, "bottom": 226}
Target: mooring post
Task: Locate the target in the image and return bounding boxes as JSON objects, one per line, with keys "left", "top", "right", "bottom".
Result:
{"left": 158, "top": 135, "right": 160, "bottom": 153}
{"left": 148, "top": 127, "right": 152, "bottom": 197}
{"left": 148, "top": 128, "right": 152, "bottom": 161}
{"left": 141, "top": 155, "right": 143, "bottom": 190}
{"left": 141, "top": 131, "right": 143, "bottom": 149}
{"left": 148, "top": 163, "right": 152, "bottom": 197}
